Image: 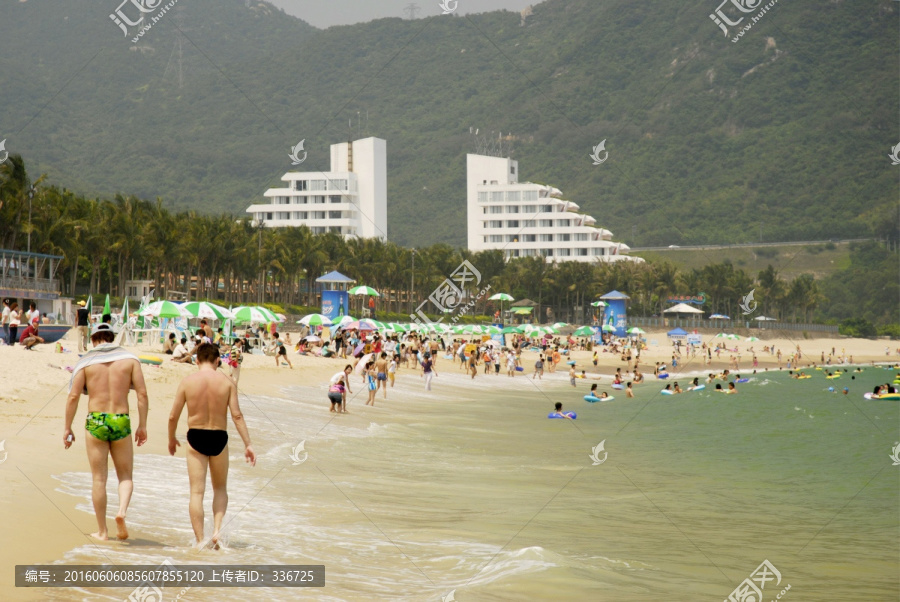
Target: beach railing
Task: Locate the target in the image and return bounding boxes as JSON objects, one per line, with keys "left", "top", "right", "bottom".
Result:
{"left": 626, "top": 316, "right": 838, "bottom": 334}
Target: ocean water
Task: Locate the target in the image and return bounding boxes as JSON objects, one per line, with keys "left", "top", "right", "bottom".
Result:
{"left": 43, "top": 366, "right": 899, "bottom": 601}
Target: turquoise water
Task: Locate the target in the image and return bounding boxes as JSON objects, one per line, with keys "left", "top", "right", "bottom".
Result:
{"left": 47, "top": 366, "right": 898, "bottom": 601}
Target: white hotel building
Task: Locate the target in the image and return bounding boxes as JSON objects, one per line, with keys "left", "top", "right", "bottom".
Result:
{"left": 246, "top": 137, "right": 387, "bottom": 238}
{"left": 467, "top": 154, "right": 641, "bottom": 263}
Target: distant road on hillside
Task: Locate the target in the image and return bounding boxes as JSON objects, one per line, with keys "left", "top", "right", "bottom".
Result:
{"left": 630, "top": 238, "right": 873, "bottom": 252}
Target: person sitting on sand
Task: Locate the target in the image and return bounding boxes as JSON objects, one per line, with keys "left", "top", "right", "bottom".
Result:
{"left": 164, "top": 332, "right": 177, "bottom": 354}
{"left": 19, "top": 318, "right": 45, "bottom": 350}
{"left": 173, "top": 338, "right": 193, "bottom": 364}
{"left": 626, "top": 382, "right": 634, "bottom": 398}
{"left": 168, "top": 343, "right": 255, "bottom": 549}
{"left": 64, "top": 323, "right": 149, "bottom": 542}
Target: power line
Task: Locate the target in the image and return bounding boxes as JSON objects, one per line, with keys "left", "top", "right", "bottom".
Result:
{"left": 403, "top": 3, "right": 420, "bottom": 19}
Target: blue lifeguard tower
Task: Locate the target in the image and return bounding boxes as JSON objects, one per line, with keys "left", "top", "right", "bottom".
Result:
{"left": 599, "top": 290, "right": 630, "bottom": 338}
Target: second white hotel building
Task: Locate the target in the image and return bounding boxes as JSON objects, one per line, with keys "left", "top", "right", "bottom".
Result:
{"left": 466, "top": 153, "right": 640, "bottom": 263}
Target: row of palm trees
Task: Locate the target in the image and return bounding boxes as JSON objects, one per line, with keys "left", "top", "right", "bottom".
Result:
{"left": 1, "top": 155, "right": 823, "bottom": 323}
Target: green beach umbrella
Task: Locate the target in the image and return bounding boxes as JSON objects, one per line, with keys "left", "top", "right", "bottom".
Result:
{"left": 552, "top": 322, "right": 568, "bottom": 329}
{"left": 590, "top": 301, "right": 607, "bottom": 307}
{"left": 298, "top": 313, "right": 333, "bottom": 327}
{"left": 335, "top": 315, "right": 357, "bottom": 328}
{"left": 385, "top": 322, "right": 408, "bottom": 332}
{"left": 746, "top": 336, "right": 760, "bottom": 342}
{"left": 502, "top": 325, "right": 523, "bottom": 334}
{"left": 574, "top": 326, "right": 594, "bottom": 336}
{"left": 140, "top": 300, "right": 191, "bottom": 319}
{"left": 232, "top": 306, "right": 277, "bottom": 324}
{"left": 348, "top": 285, "right": 380, "bottom": 297}
{"left": 488, "top": 293, "right": 514, "bottom": 301}
{"left": 726, "top": 334, "right": 741, "bottom": 340}
{"left": 528, "top": 329, "right": 546, "bottom": 338}
{"left": 627, "top": 327, "right": 645, "bottom": 335}
{"left": 714, "top": 332, "right": 729, "bottom": 338}
{"left": 182, "top": 301, "right": 234, "bottom": 321}
{"left": 484, "top": 325, "right": 502, "bottom": 335}
{"left": 601, "top": 324, "right": 616, "bottom": 332}
{"left": 102, "top": 294, "right": 111, "bottom": 316}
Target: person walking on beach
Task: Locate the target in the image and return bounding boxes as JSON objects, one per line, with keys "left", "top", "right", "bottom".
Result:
{"left": 569, "top": 364, "right": 577, "bottom": 387}
{"left": 330, "top": 365, "right": 353, "bottom": 412}
{"left": 388, "top": 354, "right": 398, "bottom": 387}
{"left": 8, "top": 302, "right": 19, "bottom": 346}
{"left": 468, "top": 351, "right": 478, "bottom": 379}
{"left": 375, "top": 352, "right": 389, "bottom": 399}
{"left": 506, "top": 349, "right": 517, "bottom": 377}
{"left": 63, "top": 323, "right": 149, "bottom": 541}
{"left": 75, "top": 300, "right": 91, "bottom": 352}
{"left": 365, "top": 361, "right": 377, "bottom": 406}
{"left": 168, "top": 343, "right": 256, "bottom": 549}
{"left": 1, "top": 298, "right": 10, "bottom": 344}
{"left": 422, "top": 352, "right": 437, "bottom": 390}
{"left": 533, "top": 355, "right": 544, "bottom": 380}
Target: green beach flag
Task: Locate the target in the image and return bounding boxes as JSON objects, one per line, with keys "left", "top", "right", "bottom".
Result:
{"left": 85, "top": 295, "right": 93, "bottom": 315}
{"left": 121, "top": 297, "right": 129, "bottom": 323}
{"left": 103, "top": 294, "right": 111, "bottom": 316}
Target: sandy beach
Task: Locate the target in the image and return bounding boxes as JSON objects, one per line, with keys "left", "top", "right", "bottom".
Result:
{"left": 0, "top": 327, "right": 895, "bottom": 600}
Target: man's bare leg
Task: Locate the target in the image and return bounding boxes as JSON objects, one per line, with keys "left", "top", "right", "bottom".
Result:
{"left": 208, "top": 446, "right": 230, "bottom": 549}
{"left": 186, "top": 448, "right": 209, "bottom": 547}
{"left": 85, "top": 435, "right": 110, "bottom": 541}
{"left": 108, "top": 437, "right": 134, "bottom": 540}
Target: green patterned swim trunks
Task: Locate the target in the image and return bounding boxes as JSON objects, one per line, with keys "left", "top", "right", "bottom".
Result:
{"left": 85, "top": 412, "right": 131, "bottom": 442}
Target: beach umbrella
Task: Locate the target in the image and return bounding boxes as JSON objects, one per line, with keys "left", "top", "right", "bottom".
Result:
{"left": 746, "top": 336, "right": 760, "bottom": 342}
{"left": 334, "top": 315, "right": 356, "bottom": 328}
{"left": 601, "top": 324, "right": 616, "bottom": 332}
{"left": 385, "top": 322, "right": 409, "bottom": 332}
{"left": 348, "top": 285, "right": 380, "bottom": 297}
{"left": 528, "top": 329, "right": 546, "bottom": 338}
{"left": 232, "top": 306, "right": 277, "bottom": 324}
{"left": 590, "top": 300, "right": 607, "bottom": 307}
{"left": 297, "top": 313, "right": 333, "bottom": 327}
{"left": 120, "top": 297, "right": 129, "bottom": 320}
{"left": 303, "top": 335, "right": 322, "bottom": 342}
{"left": 484, "top": 325, "right": 502, "bottom": 335}
{"left": 709, "top": 314, "right": 730, "bottom": 320}
{"left": 502, "top": 325, "right": 523, "bottom": 334}
{"left": 627, "top": 327, "right": 645, "bottom": 335}
{"left": 344, "top": 319, "right": 377, "bottom": 331}
{"left": 726, "top": 334, "right": 741, "bottom": 340}
{"left": 714, "top": 332, "right": 729, "bottom": 338}
{"left": 182, "top": 301, "right": 234, "bottom": 321}
{"left": 140, "top": 300, "right": 192, "bottom": 319}
{"left": 488, "top": 293, "right": 514, "bottom": 301}
{"left": 354, "top": 353, "right": 374, "bottom": 374}
{"left": 552, "top": 322, "right": 568, "bottom": 329}
{"left": 574, "top": 326, "right": 594, "bottom": 336}
{"left": 103, "top": 294, "right": 111, "bottom": 316}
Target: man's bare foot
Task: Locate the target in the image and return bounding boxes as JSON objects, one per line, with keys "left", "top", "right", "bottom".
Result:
{"left": 89, "top": 531, "right": 109, "bottom": 541}
{"left": 115, "top": 515, "right": 129, "bottom": 540}
{"left": 210, "top": 535, "right": 221, "bottom": 550}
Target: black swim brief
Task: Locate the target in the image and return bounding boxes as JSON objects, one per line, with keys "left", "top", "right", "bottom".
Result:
{"left": 186, "top": 429, "right": 229, "bottom": 457}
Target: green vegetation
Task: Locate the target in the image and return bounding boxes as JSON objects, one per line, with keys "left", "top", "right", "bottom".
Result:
{"left": 0, "top": 0, "right": 897, "bottom": 248}
{"left": 3, "top": 156, "right": 896, "bottom": 328}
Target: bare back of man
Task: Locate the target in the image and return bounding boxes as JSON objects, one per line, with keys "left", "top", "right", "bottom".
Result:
{"left": 169, "top": 344, "right": 255, "bottom": 549}
{"left": 64, "top": 338, "right": 148, "bottom": 542}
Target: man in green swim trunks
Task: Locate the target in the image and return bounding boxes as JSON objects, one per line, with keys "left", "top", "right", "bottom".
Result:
{"left": 64, "top": 323, "right": 149, "bottom": 541}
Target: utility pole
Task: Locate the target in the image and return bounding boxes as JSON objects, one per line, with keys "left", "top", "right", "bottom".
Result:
{"left": 410, "top": 248, "right": 416, "bottom": 315}
{"left": 257, "top": 219, "right": 264, "bottom": 305}
{"left": 27, "top": 185, "right": 35, "bottom": 256}
{"left": 403, "top": 3, "right": 420, "bottom": 19}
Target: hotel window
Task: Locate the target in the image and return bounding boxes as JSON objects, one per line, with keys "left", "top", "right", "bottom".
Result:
{"left": 489, "top": 235, "right": 503, "bottom": 243}
{"left": 294, "top": 212, "right": 308, "bottom": 219}
{"left": 575, "top": 233, "right": 588, "bottom": 241}
{"left": 330, "top": 179, "right": 348, "bottom": 191}
{"left": 523, "top": 205, "right": 537, "bottom": 214}
{"left": 313, "top": 196, "right": 326, "bottom": 204}
{"left": 312, "top": 211, "right": 326, "bottom": 219}
{"left": 524, "top": 220, "right": 536, "bottom": 227}
{"left": 491, "top": 191, "right": 504, "bottom": 202}
{"left": 310, "top": 180, "right": 327, "bottom": 191}
{"left": 524, "top": 191, "right": 538, "bottom": 201}
{"left": 329, "top": 226, "right": 342, "bottom": 233}
{"left": 593, "top": 248, "right": 605, "bottom": 256}
{"left": 294, "top": 180, "right": 307, "bottom": 191}
{"left": 576, "top": 248, "right": 588, "bottom": 256}
{"left": 478, "top": 192, "right": 488, "bottom": 202}
{"left": 557, "top": 219, "right": 571, "bottom": 227}
{"left": 541, "top": 249, "right": 554, "bottom": 257}
{"left": 558, "top": 249, "right": 571, "bottom": 256}
{"left": 540, "top": 205, "right": 553, "bottom": 212}
{"left": 539, "top": 219, "right": 553, "bottom": 228}
{"left": 540, "top": 234, "right": 553, "bottom": 242}
{"left": 523, "top": 234, "right": 536, "bottom": 242}
{"left": 522, "top": 249, "right": 535, "bottom": 257}
{"left": 506, "top": 235, "right": 518, "bottom": 242}
{"left": 489, "top": 206, "right": 503, "bottom": 214}
{"left": 328, "top": 211, "right": 342, "bottom": 219}
{"left": 511, "top": 250, "right": 520, "bottom": 257}
{"left": 510, "top": 165, "right": 516, "bottom": 175}
{"left": 277, "top": 212, "right": 289, "bottom": 220}
{"left": 330, "top": 196, "right": 343, "bottom": 203}
{"left": 507, "top": 191, "right": 521, "bottom": 202}
{"left": 312, "top": 227, "right": 326, "bottom": 234}
{"left": 506, "top": 220, "right": 519, "bottom": 228}
{"left": 558, "top": 233, "right": 570, "bottom": 242}
{"left": 506, "top": 205, "right": 519, "bottom": 213}
{"left": 488, "top": 220, "right": 503, "bottom": 228}
{"left": 265, "top": 212, "right": 273, "bottom": 220}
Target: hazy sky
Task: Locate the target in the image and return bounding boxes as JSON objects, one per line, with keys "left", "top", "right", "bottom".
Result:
{"left": 266, "top": 0, "right": 537, "bottom": 28}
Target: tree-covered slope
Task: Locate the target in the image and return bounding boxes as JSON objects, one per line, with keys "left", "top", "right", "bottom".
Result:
{"left": 0, "top": 0, "right": 895, "bottom": 248}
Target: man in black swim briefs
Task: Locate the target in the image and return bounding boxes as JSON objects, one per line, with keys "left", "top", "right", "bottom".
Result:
{"left": 168, "top": 343, "right": 256, "bottom": 548}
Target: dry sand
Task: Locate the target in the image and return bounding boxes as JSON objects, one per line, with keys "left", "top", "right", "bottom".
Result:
{"left": 0, "top": 327, "right": 894, "bottom": 598}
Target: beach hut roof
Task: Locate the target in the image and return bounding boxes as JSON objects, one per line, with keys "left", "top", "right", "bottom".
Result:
{"left": 663, "top": 302, "right": 704, "bottom": 314}
{"left": 510, "top": 298, "right": 536, "bottom": 307}
{"left": 599, "top": 290, "right": 630, "bottom": 300}
{"left": 316, "top": 271, "right": 355, "bottom": 283}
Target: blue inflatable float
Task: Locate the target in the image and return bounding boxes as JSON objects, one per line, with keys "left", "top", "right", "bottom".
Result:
{"left": 548, "top": 412, "right": 577, "bottom": 419}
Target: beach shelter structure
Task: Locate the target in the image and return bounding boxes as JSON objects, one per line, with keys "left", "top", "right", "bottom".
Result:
{"left": 667, "top": 327, "right": 688, "bottom": 339}
{"left": 488, "top": 292, "right": 515, "bottom": 324}
{"left": 317, "top": 271, "right": 355, "bottom": 322}
{"left": 662, "top": 303, "right": 704, "bottom": 315}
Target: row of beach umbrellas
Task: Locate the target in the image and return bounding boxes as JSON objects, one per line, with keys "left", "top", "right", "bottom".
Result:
{"left": 138, "top": 300, "right": 283, "bottom": 324}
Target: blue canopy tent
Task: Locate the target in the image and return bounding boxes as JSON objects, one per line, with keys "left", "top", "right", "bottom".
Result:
{"left": 667, "top": 327, "right": 687, "bottom": 340}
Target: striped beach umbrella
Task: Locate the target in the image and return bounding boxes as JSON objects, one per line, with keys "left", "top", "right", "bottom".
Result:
{"left": 552, "top": 322, "right": 568, "bottom": 329}
{"left": 182, "top": 301, "right": 234, "bottom": 321}
{"left": 627, "top": 327, "right": 645, "bottom": 335}
{"left": 335, "top": 315, "right": 357, "bottom": 328}
{"left": 298, "top": 313, "right": 333, "bottom": 327}
{"left": 574, "top": 326, "right": 594, "bottom": 336}
{"left": 590, "top": 300, "right": 607, "bottom": 307}
{"left": 502, "top": 326, "right": 523, "bottom": 334}
{"left": 232, "top": 306, "right": 278, "bottom": 324}
{"left": 348, "top": 286, "right": 380, "bottom": 297}
{"left": 488, "top": 293, "right": 514, "bottom": 301}
{"left": 140, "top": 300, "right": 192, "bottom": 319}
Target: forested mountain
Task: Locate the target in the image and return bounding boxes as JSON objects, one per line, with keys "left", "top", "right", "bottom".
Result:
{"left": 0, "top": 0, "right": 896, "bottom": 248}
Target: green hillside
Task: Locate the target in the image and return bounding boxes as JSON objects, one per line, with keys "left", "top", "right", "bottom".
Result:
{"left": 0, "top": 0, "right": 896, "bottom": 248}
